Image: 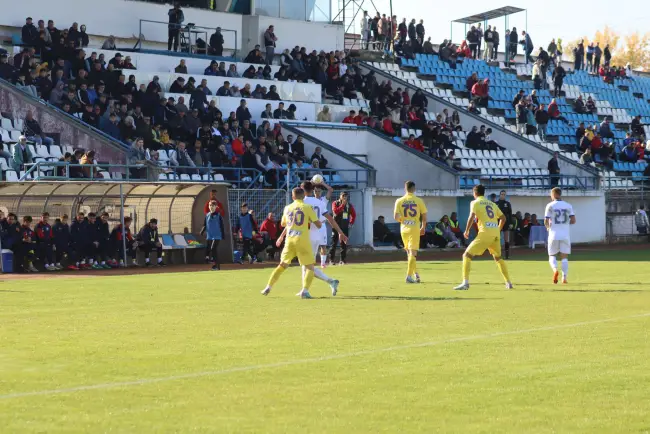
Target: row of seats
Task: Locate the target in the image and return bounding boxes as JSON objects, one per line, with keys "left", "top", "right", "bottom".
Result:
{"left": 460, "top": 159, "right": 540, "bottom": 171}
{"left": 456, "top": 149, "right": 521, "bottom": 160}
{"left": 612, "top": 161, "right": 648, "bottom": 172}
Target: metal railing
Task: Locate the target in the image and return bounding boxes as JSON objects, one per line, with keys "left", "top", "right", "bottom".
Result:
{"left": 20, "top": 162, "right": 260, "bottom": 188}
{"left": 18, "top": 162, "right": 370, "bottom": 190}
{"left": 460, "top": 174, "right": 600, "bottom": 190}
{"left": 135, "top": 19, "right": 238, "bottom": 56}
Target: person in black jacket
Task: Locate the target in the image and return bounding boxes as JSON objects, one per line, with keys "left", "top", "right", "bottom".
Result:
{"left": 95, "top": 212, "right": 112, "bottom": 268}
{"left": 167, "top": 2, "right": 184, "bottom": 52}
{"left": 535, "top": 104, "right": 550, "bottom": 141}
{"left": 495, "top": 190, "right": 513, "bottom": 259}
{"left": 85, "top": 213, "right": 103, "bottom": 269}
{"left": 552, "top": 64, "right": 566, "bottom": 97}
{"left": 466, "top": 26, "right": 479, "bottom": 59}
{"left": 70, "top": 211, "right": 90, "bottom": 268}
{"left": 236, "top": 99, "right": 252, "bottom": 123}
{"left": 137, "top": 218, "right": 165, "bottom": 266}
{"left": 110, "top": 217, "right": 137, "bottom": 267}
{"left": 509, "top": 27, "right": 519, "bottom": 61}
{"left": 209, "top": 28, "right": 224, "bottom": 56}
{"left": 52, "top": 214, "right": 74, "bottom": 270}
{"left": 22, "top": 17, "right": 39, "bottom": 46}
{"left": 548, "top": 152, "right": 561, "bottom": 187}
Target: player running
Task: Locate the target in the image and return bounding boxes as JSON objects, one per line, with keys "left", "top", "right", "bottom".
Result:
{"left": 544, "top": 187, "right": 576, "bottom": 284}
{"left": 454, "top": 184, "right": 513, "bottom": 290}
{"left": 285, "top": 180, "right": 348, "bottom": 296}
{"left": 262, "top": 187, "right": 322, "bottom": 299}
{"left": 495, "top": 190, "right": 513, "bottom": 259}
{"left": 394, "top": 180, "right": 427, "bottom": 283}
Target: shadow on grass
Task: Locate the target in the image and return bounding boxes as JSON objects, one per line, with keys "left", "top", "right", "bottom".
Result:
{"left": 325, "top": 295, "right": 490, "bottom": 301}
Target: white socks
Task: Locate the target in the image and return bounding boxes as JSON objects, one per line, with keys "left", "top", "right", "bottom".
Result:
{"left": 549, "top": 256, "right": 558, "bottom": 271}
{"left": 302, "top": 266, "right": 331, "bottom": 283}
{"left": 320, "top": 254, "right": 327, "bottom": 266}
{"left": 313, "top": 267, "right": 330, "bottom": 282}
{"left": 561, "top": 259, "right": 568, "bottom": 278}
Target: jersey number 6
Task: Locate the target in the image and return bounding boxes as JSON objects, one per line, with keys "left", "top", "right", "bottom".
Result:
{"left": 485, "top": 205, "right": 495, "bottom": 218}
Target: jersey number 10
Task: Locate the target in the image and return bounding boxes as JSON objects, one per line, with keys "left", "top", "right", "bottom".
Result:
{"left": 288, "top": 210, "right": 305, "bottom": 226}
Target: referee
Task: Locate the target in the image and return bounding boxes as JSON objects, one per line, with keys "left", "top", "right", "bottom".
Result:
{"left": 495, "top": 190, "right": 513, "bottom": 259}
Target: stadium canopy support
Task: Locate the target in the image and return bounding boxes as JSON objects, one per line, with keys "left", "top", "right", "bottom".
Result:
{"left": 450, "top": 6, "right": 526, "bottom": 44}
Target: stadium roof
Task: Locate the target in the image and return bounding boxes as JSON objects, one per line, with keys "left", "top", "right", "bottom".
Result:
{"left": 452, "top": 6, "right": 526, "bottom": 24}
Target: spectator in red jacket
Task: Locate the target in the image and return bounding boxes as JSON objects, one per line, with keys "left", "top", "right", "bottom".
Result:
{"left": 382, "top": 115, "right": 396, "bottom": 136}
{"left": 471, "top": 78, "right": 490, "bottom": 108}
{"left": 260, "top": 211, "right": 281, "bottom": 260}
{"left": 35, "top": 212, "right": 56, "bottom": 271}
{"left": 548, "top": 98, "right": 568, "bottom": 123}
{"left": 231, "top": 135, "right": 245, "bottom": 157}
{"left": 329, "top": 192, "right": 356, "bottom": 264}
{"left": 353, "top": 110, "right": 365, "bottom": 126}
{"left": 405, "top": 134, "right": 424, "bottom": 152}
{"left": 203, "top": 189, "right": 225, "bottom": 216}
{"left": 342, "top": 110, "right": 356, "bottom": 124}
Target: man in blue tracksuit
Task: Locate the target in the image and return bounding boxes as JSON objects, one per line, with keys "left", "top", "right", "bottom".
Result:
{"left": 233, "top": 202, "right": 258, "bottom": 264}
{"left": 201, "top": 200, "right": 225, "bottom": 270}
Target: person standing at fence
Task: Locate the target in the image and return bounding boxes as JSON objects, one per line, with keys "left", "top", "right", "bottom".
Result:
{"left": 264, "top": 26, "right": 277, "bottom": 66}
{"left": 548, "top": 152, "right": 561, "bottom": 188}
{"left": 360, "top": 11, "right": 369, "bottom": 50}
{"left": 202, "top": 201, "right": 225, "bottom": 270}
{"left": 329, "top": 192, "right": 356, "bottom": 265}
{"left": 167, "top": 2, "right": 184, "bottom": 52}
{"left": 635, "top": 205, "right": 649, "bottom": 235}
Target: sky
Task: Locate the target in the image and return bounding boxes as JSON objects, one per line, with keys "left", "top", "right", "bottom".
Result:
{"left": 341, "top": 0, "right": 650, "bottom": 49}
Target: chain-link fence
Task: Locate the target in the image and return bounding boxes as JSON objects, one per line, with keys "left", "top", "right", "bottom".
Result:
{"left": 227, "top": 188, "right": 369, "bottom": 246}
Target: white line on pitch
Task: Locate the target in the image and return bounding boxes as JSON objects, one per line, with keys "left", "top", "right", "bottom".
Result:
{"left": 1, "top": 312, "right": 649, "bottom": 401}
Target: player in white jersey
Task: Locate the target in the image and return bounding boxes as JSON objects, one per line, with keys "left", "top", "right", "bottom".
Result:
{"left": 305, "top": 184, "right": 331, "bottom": 267}
{"left": 276, "top": 181, "right": 348, "bottom": 296}
{"left": 544, "top": 187, "right": 576, "bottom": 284}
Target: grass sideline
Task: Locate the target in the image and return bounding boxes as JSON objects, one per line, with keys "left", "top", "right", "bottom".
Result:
{"left": 1, "top": 249, "right": 650, "bottom": 433}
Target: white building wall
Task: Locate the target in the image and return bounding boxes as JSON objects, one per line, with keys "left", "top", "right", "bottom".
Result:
{"left": 363, "top": 190, "right": 606, "bottom": 246}
{"left": 0, "top": 0, "right": 344, "bottom": 56}
{"left": 296, "top": 126, "right": 458, "bottom": 190}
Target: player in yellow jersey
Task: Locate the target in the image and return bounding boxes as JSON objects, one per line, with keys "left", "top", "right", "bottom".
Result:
{"left": 453, "top": 184, "right": 513, "bottom": 290}
{"left": 394, "top": 180, "right": 428, "bottom": 283}
{"left": 262, "top": 187, "right": 322, "bottom": 299}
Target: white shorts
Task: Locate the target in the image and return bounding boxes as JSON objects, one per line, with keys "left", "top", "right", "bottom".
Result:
{"left": 548, "top": 239, "right": 571, "bottom": 256}
{"left": 310, "top": 228, "right": 327, "bottom": 255}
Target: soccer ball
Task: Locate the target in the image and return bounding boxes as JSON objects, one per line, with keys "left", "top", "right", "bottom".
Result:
{"left": 311, "top": 174, "right": 324, "bottom": 185}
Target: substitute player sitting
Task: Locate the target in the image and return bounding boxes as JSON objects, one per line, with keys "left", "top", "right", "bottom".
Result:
{"left": 454, "top": 184, "right": 513, "bottom": 290}
{"left": 544, "top": 187, "right": 576, "bottom": 284}
{"left": 394, "top": 180, "right": 427, "bottom": 283}
{"left": 262, "top": 187, "right": 322, "bottom": 299}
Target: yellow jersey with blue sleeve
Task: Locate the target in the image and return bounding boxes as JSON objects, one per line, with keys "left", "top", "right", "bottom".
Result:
{"left": 394, "top": 193, "right": 427, "bottom": 250}
{"left": 280, "top": 199, "right": 319, "bottom": 265}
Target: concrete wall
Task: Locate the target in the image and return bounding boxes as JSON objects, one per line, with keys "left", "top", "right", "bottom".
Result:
{"left": 369, "top": 190, "right": 606, "bottom": 245}
{"left": 295, "top": 126, "right": 458, "bottom": 191}
{"left": 0, "top": 1, "right": 344, "bottom": 58}
{"left": 0, "top": 81, "right": 128, "bottom": 164}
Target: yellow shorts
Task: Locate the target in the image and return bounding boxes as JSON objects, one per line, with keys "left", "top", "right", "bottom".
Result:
{"left": 280, "top": 241, "right": 315, "bottom": 266}
{"left": 466, "top": 232, "right": 502, "bottom": 257}
{"left": 401, "top": 232, "right": 420, "bottom": 250}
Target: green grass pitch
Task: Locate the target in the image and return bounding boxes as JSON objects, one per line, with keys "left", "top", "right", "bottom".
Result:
{"left": 1, "top": 249, "right": 650, "bottom": 433}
